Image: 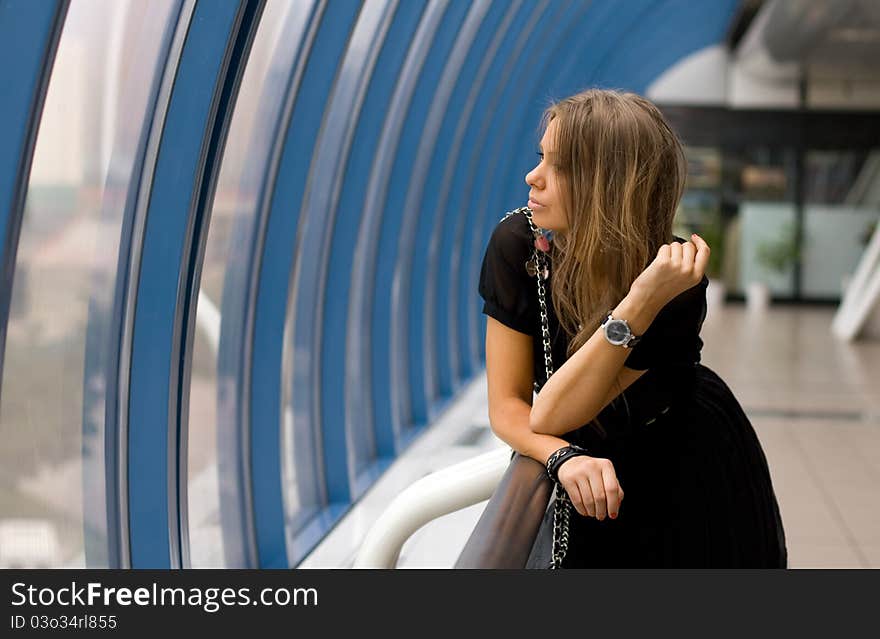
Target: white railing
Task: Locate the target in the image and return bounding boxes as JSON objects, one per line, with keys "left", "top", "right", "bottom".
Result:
{"left": 353, "top": 446, "right": 510, "bottom": 568}
{"left": 833, "top": 217, "right": 880, "bottom": 340}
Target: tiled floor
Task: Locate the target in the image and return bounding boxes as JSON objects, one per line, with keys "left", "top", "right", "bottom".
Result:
{"left": 699, "top": 304, "right": 880, "bottom": 568}
{"left": 301, "top": 303, "right": 880, "bottom": 568}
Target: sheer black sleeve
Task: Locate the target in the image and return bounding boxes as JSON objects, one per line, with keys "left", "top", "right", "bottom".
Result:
{"left": 624, "top": 272, "right": 709, "bottom": 371}
{"left": 478, "top": 212, "right": 536, "bottom": 336}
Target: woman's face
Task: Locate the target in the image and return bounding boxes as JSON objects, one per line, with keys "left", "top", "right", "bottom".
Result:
{"left": 524, "top": 118, "right": 568, "bottom": 232}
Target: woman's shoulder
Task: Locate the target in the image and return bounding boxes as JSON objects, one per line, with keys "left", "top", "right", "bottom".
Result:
{"left": 487, "top": 208, "right": 534, "bottom": 265}
{"left": 479, "top": 209, "right": 540, "bottom": 335}
{"left": 495, "top": 207, "right": 533, "bottom": 240}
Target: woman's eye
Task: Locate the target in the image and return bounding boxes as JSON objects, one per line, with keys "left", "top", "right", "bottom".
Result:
{"left": 536, "top": 151, "right": 544, "bottom": 160}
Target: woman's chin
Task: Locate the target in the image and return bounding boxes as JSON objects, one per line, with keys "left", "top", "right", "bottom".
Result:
{"left": 528, "top": 205, "right": 548, "bottom": 220}
{"left": 530, "top": 209, "right": 562, "bottom": 232}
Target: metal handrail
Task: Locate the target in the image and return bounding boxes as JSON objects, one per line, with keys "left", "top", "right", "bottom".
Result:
{"left": 353, "top": 447, "right": 511, "bottom": 568}
{"left": 455, "top": 453, "right": 551, "bottom": 569}
{"left": 352, "top": 447, "right": 552, "bottom": 569}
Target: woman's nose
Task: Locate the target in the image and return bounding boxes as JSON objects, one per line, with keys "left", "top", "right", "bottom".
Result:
{"left": 525, "top": 166, "right": 541, "bottom": 188}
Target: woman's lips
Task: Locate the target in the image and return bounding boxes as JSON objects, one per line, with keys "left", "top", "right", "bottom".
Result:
{"left": 528, "top": 198, "right": 545, "bottom": 209}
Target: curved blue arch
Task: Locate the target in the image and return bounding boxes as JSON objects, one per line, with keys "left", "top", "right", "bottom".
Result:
{"left": 127, "top": 0, "right": 262, "bottom": 569}
{"left": 368, "top": 0, "right": 473, "bottom": 451}
{"left": 207, "top": 0, "right": 327, "bottom": 570}
{"left": 395, "top": 0, "right": 492, "bottom": 429}
{"left": 323, "top": 0, "right": 430, "bottom": 499}
{"left": 246, "top": 0, "right": 326, "bottom": 571}
{"left": 250, "top": 0, "right": 362, "bottom": 562}
{"left": 594, "top": 0, "right": 739, "bottom": 94}
{"left": 441, "top": 2, "right": 548, "bottom": 380}
{"left": 463, "top": 0, "right": 581, "bottom": 373}
{"left": 289, "top": 0, "right": 398, "bottom": 516}
{"left": 348, "top": 0, "right": 457, "bottom": 458}
{"left": 480, "top": 0, "right": 597, "bottom": 275}
{"left": 81, "top": 0, "right": 185, "bottom": 570}
{"left": 420, "top": 0, "right": 511, "bottom": 401}
{"left": 430, "top": 0, "right": 524, "bottom": 397}
{"left": 496, "top": 0, "right": 625, "bottom": 213}
{"left": 0, "top": 0, "right": 68, "bottom": 407}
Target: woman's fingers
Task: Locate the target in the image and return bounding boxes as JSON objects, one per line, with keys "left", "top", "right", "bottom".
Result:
{"left": 563, "top": 478, "right": 587, "bottom": 517}
{"left": 576, "top": 477, "right": 596, "bottom": 518}
{"left": 681, "top": 240, "right": 696, "bottom": 274}
{"left": 601, "top": 464, "right": 622, "bottom": 518}
{"left": 656, "top": 243, "right": 670, "bottom": 260}
{"left": 668, "top": 240, "right": 682, "bottom": 268}
{"left": 588, "top": 468, "right": 608, "bottom": 520}
{"left": 561, "top": 457, "right": 625, "bottom": 520}
{"left": 691, "top": 233, "right": 711, "bottom": 278}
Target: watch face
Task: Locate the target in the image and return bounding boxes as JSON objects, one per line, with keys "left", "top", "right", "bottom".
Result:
{"left": 605, "top": 319, "right": 630, "bottom": 345}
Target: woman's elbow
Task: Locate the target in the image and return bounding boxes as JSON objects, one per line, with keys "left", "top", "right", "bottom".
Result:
{"left": 529, "top": 408, "right": 552, "bottom": 435}
{"left": 531, "top": 406, "right": 591, "bottom": 437}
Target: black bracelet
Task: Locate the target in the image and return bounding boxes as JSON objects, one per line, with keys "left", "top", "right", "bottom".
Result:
{"left": 545, "top": 444, "right": 590, "bottom": 483}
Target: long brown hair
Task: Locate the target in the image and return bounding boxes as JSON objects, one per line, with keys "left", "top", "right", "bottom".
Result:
{"left": 541, "top": 88, "right": 687, "bottom": 359}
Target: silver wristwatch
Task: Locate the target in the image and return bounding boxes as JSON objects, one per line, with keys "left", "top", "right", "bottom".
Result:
{"left": 600, "top": 312, "right": 642, "bottom": 348}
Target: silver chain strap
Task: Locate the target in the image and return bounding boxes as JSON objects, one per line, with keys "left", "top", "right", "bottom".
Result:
{"left": 501, "top": 206, "right": 571, "bottom": 569}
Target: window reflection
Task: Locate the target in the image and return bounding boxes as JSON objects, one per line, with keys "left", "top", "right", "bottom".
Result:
{"left": 803, "top": 149, "right": 880, "bottom": 298}
{"left": 0, "top": 0, "right": 177, "bottom": 567}
{"left": 186, "top": 0, "right": 321, "bottom": 568}
{"left": 725, "top": 148, "right": 797, "bottom": 297}
{"left": 805, "top": 150, "right": 876, "bottom": 205}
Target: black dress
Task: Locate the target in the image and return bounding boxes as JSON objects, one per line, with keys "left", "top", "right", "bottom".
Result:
{"left": 478, "top": 210, "right": 788, "bottom": 568}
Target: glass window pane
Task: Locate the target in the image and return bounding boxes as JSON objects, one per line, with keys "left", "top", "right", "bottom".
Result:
{"left": 721, "top": 147, "right": 798, "bottom": 296}
{"left": 805, "top": 150, "right": 874, "bottom": 205}
{"left": 0, "top": 0, "right": 177, "bottom": 568}
{"left": 802, "top": 149, "right": 880, "bottom": 298}
{"left": 186, "top": 0, "right": 322, "bottom": 568}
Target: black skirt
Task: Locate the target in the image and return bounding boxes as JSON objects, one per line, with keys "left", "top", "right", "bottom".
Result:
{"left": 560, "top": 363, "right": 788, "bottom": 568}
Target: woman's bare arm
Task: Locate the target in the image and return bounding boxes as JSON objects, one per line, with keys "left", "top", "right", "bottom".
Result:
{"left": 531, "top": 235, "right": 710, "bottom": 437}
{"left": 485, "top": 316, "right": 570, "bottom": 466}
{"left": 485, "top": 315, "right": 632, "bottom": 520}
{"left": 486, "top": 316, "right": 646, "bottom": 463}
{"left": 529, "top": 289, "right": 659, "bottom": 437}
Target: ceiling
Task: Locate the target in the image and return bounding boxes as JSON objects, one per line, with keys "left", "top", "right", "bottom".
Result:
{"left": 749, "top": 0, "right": 880, "bottom": 79}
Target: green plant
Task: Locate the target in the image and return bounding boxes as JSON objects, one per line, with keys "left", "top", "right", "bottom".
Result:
{"left": 755, "top": 221, "right": 800, "bottom": 274}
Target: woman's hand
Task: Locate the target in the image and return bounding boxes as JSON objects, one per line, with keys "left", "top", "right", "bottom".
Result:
{"left": 557, "top": 455, "right": 624, "bottom": 520}
{"left": 629, "top": 233, "right": 710, "bottom": 311}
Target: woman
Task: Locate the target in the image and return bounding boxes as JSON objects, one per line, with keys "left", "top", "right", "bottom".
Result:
{"left": 479, "top": 88, "right": 787, "bottom": 568}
